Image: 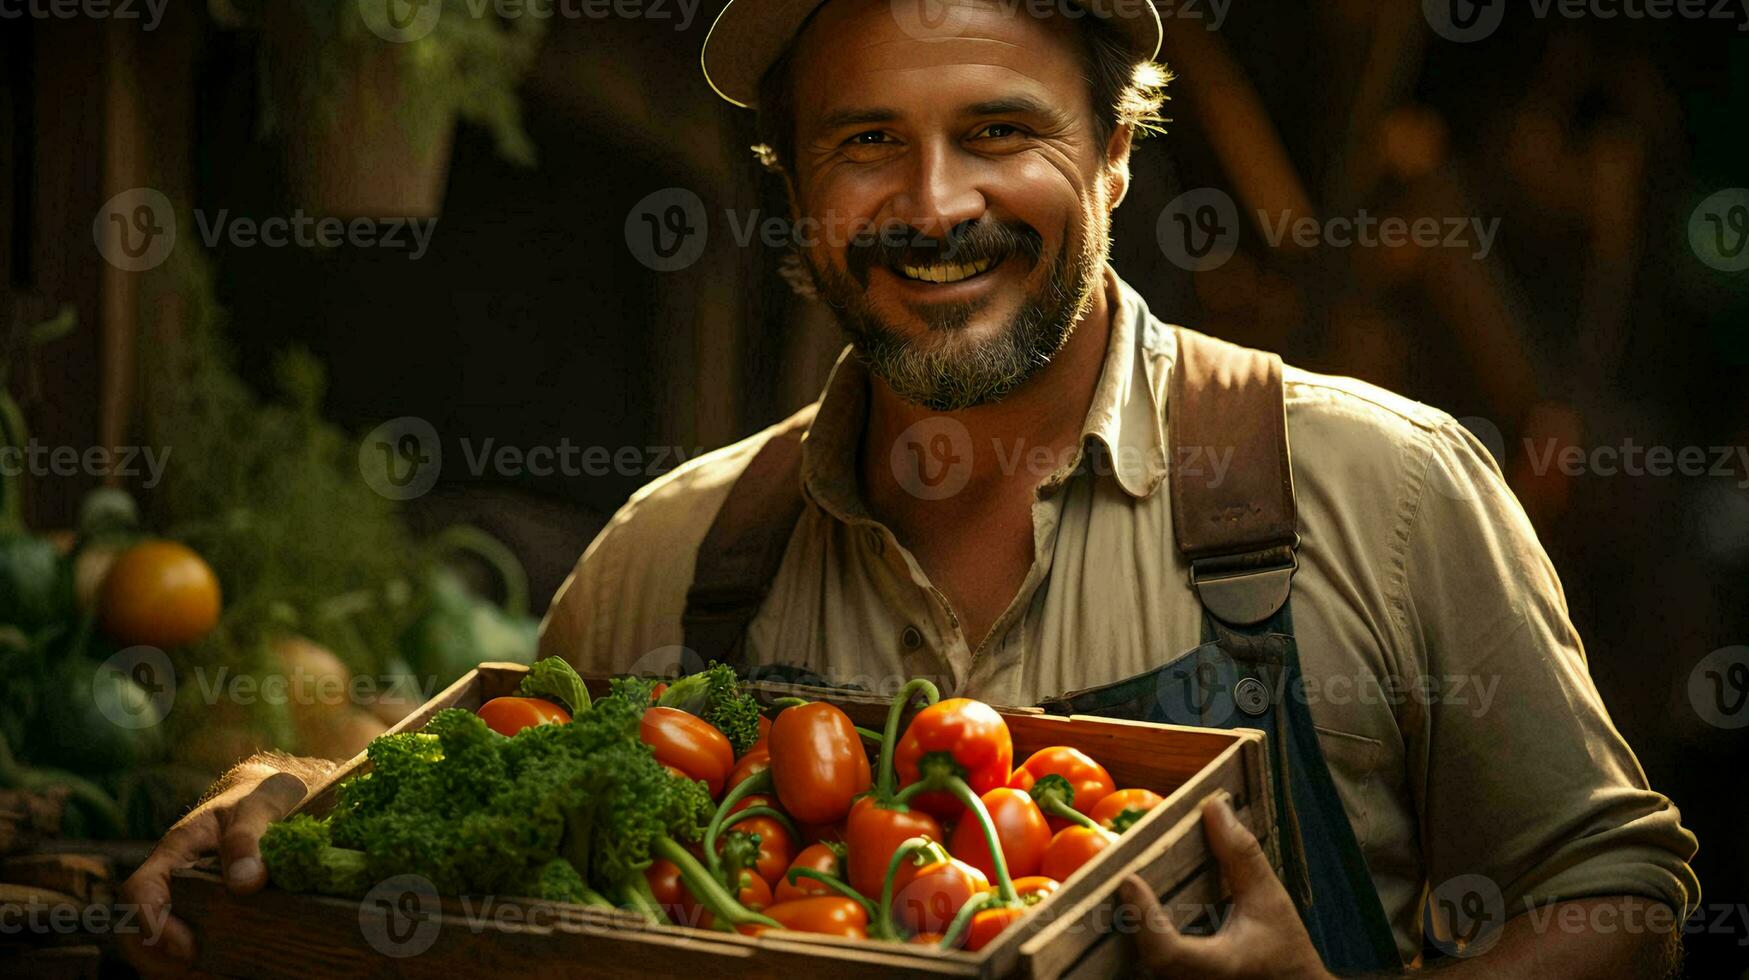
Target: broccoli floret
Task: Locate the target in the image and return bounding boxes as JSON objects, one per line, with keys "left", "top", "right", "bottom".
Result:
{"left": 527, "top": 857, "right": 594, "bottom": 904}
{"left": 605, "top": 674, "right": 660, "bottom": 707}
{"left": 518, "top": 657, "right": 592, "bottom": 715}
{"left": 260, "top": 814, "right": 372, "bottom": 896}
{"left": 655, "top": 662, "right": 763, "bottom": 756}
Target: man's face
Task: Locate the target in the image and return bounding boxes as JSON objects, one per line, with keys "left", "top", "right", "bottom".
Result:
{"left": 786, "top": 0, "right": 1128, "bottom": 411}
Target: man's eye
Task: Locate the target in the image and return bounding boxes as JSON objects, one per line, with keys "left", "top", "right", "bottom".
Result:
{"left": 846, "top": 131, "right": 889, "bottom": 146}
{"left": 977, "top": 124, "right": 1022, "bottom": 139}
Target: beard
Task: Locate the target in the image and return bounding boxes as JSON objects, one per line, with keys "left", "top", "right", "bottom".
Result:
{"left": 802, "top": 214, "right": 1109, "bottom": 412}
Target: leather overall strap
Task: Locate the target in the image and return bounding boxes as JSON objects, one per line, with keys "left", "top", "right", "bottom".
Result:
{"left": 1170, "top": 328, "right": 1299, "bottom": 625}
{"left": 680, "top": 403, "right": 818, "bottom": 670}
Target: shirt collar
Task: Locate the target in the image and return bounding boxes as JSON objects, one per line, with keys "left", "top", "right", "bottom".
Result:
{"left": 799, "top": 266, "right": 1170, "bottom": 520}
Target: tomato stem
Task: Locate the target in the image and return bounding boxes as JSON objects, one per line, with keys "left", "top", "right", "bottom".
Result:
{"left": 704, "top": 769, "right": 774, "bottom": 876}
{"left": 909, "top": 773, "right": 1021, "bottom": 905}
{"left": 722, "top": 805, "right": 801, "bottom": 844}
{"left": 875, "top": 835, "right": 936, "bottom": 940}
{"left": 854, "top": 726, "right": 884, "bottom": 743}
{"left": 937, "top": 891, "right": 997, "bottom": 950}
{"left": 621, "top": 872, "right": 671, "bottom": 925}
{"left": 876, "top": 678, "right": 941, "bottom": 799}
{"left": 787, "top": 868, "right": 878, "bottom": 918}
{"left": 653, "top": 836, "right": 780, "bottom": 930}
{"left": 769, "top": 696, "right": 809, "bottom": 711}
{"left": 1029, "top": 774, "right": 1100, "bottom": 831}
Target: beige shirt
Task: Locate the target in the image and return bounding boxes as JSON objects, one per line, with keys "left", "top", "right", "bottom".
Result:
{"left": 540, "top": 267, "right": 1699, "bottom": 962}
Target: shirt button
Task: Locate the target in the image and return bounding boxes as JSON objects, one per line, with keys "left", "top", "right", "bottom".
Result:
{"left": 901, "top": 625, "right": 924, "bottom": 651}
{"left": 1234, "top": 677, "right": 1270, "bottom": 717}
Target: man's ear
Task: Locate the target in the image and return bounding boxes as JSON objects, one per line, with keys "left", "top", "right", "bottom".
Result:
{"left": 1103, "top": 122, "right": 1135, "bottom": 211}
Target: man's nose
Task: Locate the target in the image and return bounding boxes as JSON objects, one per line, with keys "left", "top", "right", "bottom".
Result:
{"left": 891, "top": 143, "right": 985, "bottom": 241}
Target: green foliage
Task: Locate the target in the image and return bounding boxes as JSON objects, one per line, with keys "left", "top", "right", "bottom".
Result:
{"left": 517, "top": 656, "right": 590, "bottom": 715}
{"left": 139, "top": 245, "right": 421, "bottom": 688}
{"left": 657, "top": 663, "right": 764, "bottom": 756}
{"left": 266, "top": 671, "right": 714, "bottom": 900}
{"left": 211, "top": 0, "right": 545, "bottom": 166}
{"left": 259, "top": 813, "right": 373, "bottom": 896}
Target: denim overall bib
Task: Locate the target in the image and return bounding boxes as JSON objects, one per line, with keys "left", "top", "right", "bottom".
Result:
{"left": 683, "top": 329, "right": 1400, "bottom": 974}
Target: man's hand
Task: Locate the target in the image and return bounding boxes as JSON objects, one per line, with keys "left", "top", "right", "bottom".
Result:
{"left": 118, "top": 760, "right": 316, "bottom": 976}
{"left": 1120, "top": 797, "right": 1332, "bottom": 980}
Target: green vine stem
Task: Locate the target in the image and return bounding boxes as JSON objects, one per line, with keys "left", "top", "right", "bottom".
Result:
{"left": 1028, "top": 774, "right": 1101, "bottom": 831}
{"left": 854, "top": 726, "right": 884, "bottom": 743}
{"left": 876, "top": 678, "right": 941, "bottom": 799}
{"left": 768, "top": 696, "right": 809, "bottom": 711}
{"left": 621, "top": 872, "right": 670, "bottom": 925}
{"left": 875, "top": 835, "right": 937, "bottom": 940}
{"left": 704, "top": 769, "right": 773, "bottom": 875}
{"left": 893, "top": 770, "right": 1019, "bottom": 905}
{"left": 938, "top": 891, "right": 997, "bottom": 950}
{"left": 653, "top": 836, "right": 780, "bottom": 930}
{"left": 787, "top": 868, "right": 877, "bottom": 919}
{"left": 722, "top": 805, "right": 801, "bottom": 844}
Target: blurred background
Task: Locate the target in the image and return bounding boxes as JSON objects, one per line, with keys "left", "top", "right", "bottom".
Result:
{"left": 0, "top": 0, "right": 1745, "bottom": 975}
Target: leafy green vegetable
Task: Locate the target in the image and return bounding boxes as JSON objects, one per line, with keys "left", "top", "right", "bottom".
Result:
{"left": 518, "top": 657, "right": 590, "bottom": 716}
{"left": 655, "top": 663, "right": 763, "bottom": 756}
{"left": 258, "top": 813, "right": 372, "bottom": 896}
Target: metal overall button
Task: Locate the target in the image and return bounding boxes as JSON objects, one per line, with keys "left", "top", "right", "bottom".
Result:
{"left": 1234, "top": 676, "right": 1270, "bottom": 717}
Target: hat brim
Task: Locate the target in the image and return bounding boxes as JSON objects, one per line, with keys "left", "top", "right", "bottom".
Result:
{"left": 701, "top": 0, "right": 1163, "bottom": 109}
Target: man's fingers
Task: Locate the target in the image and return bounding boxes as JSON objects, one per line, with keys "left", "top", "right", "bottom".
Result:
{"left": 118, "top": 824, "right": 211, "bottom": 969}
{"left": 1203, "top": 796, "right": 1276, "bottom": 899}
{"left": 217, "top": 771, "right": 308, "bottom": 894}
{"left": 1119, "top": 873, "right": 1210, "bottom": 976}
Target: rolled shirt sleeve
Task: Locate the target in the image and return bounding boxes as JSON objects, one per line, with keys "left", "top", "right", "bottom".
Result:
{"left": 1401, "top": 418, "right": 1700, "bottom": 927}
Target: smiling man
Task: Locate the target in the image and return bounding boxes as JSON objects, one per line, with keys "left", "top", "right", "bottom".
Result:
{"left": 120, "top": 0, "right": 1698, "bottom": 975}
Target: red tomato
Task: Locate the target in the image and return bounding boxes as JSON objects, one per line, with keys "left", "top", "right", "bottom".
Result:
{"left": 739, "top": 896, "right": 869, "bottom": 939}
{"left": 644, "top": 858, "right": 694, "bottom": 925}
{"left": 845, "top": 796, "right": 943, "bottom": 897}
{"left": 1011, "top": 875, "right": 1061, "bottom": 906}
{"left": 1040, "top": 825, "right": 1118, "bottom": 882}
{"left": 890, "top": 851, "right": 991, "bottom": 936}
{"left": 894, "top": 698, "right": 1013, "bottom": 820}
{"left": 965, "top": 906, "right": 1028, "bottom": 951}
{"left": 1089, "top": 788, "right": 1166, "bottom": 832}
{"left": 722, "top": 794, "right": 796, "bottom": 887}
{"left": 727, "top": 746, "right": 771, "bottom": 792}
{"left": 948, "top": 787, "right": 1051, "bottom": 882}
{"left": 749, "top": 713, "right": 773, "bottom": 754}
{"left": 476, "top": 696, "right": 570, "bottom": 736}
{"left": 1016, "top": 747, "right": 1115, "bottom": 830}
{"left": 640, "top": 706, "right": 734, "bottom": 797}
{"left": 769, "top": 703, "right": 871, "bottom": 824}
{"left": 775, "top": 841, "right": 845, "bottom": 902}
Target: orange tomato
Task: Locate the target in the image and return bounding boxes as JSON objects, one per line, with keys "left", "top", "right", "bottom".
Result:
{"left": 697, "top": 868, "right": 773, "bottom": 930}
{"left": 1040, "top": 825, "right": 1118, "bottom": 882}
{"left": 722, "top": 794, "right": 796, "bottom": 887}
{"left": 741, "top": 896, "right": 869, "bottom": 939}
{"left": 948, "top": 787, "right": 1051, "bottom": 881}
{"left": 640, "top": 706, "right": 734, "bottom": 797}
{"left": 727, "top": 745, "right": 771, "bottom": 792}
{"left": 845, "top": 795, "right": 943, "bottom": 897}
{"left": 964, "top": 906, "right": 1028, "bottom": 951}
{"left": 1015, "top": 747, "right": 1115, "bottom": 830}
{"left": 769, "top": 703, "right": 871, "bottom": 824}
{"left": 894, "top": 698, "right": 1012, "bottom": 821}
{"left": 890, "top": 850, "right": 990, "bottom": 936}
{"left": 1011, "top": 875, "right": 1060, "bottom": 906}
{"left": 476, "top": 696, "right": 570, "bottom": 736}
{"left": 775, "top": 842, "right": 845, "bottom": 902}
{"left": 1089, "top": 788, "right": 1166, "bottom": 832}
{"left": 98, "top": 539, "right": 222, "bottom": 649}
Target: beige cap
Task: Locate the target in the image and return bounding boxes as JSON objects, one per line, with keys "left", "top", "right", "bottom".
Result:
{"left": 701, "top": 0, "right": 1164, "bottom": 109}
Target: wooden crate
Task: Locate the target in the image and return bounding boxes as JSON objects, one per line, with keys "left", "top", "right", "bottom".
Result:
{"left": 171, "top": 664, "right": 1276, "bottom": 979}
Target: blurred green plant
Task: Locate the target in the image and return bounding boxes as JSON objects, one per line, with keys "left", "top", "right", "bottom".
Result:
{"left": 209, "top": 0, "right": 546, "bottom": 167}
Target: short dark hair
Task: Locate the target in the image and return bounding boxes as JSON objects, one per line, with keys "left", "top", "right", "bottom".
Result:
{"left": 753, "top": 10, "right": 1171, "bottom": 177}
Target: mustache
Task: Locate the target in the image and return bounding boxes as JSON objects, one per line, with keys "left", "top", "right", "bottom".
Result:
{"left": 845, "top": 220, "right": 1045, "bottom": 284}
